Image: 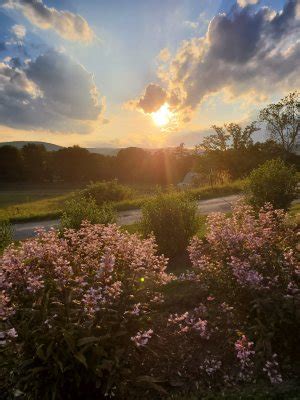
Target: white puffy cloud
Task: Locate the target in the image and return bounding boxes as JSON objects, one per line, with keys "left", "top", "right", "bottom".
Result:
{"left": 4, "top": 0, "right": 95, "bottom": 43}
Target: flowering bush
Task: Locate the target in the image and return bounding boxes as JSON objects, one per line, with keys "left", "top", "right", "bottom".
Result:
{"left": 188, "top": 202, "right": 300, "bottom": 381}
{"left": 0, "top": 222, "right": 169, "bottom": 399}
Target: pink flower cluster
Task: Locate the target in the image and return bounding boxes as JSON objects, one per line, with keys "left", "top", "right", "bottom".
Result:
{"left": 188, "top": 202, "right": 299, "bottom": 292}
{"left": 131, "top": 329, "right": 153, "bottom": 347}
{"left": 235, "top": 335, "right": 255, "bottom": 381}
{"left": 263, "top": 354, "right": 283, "bottom": 384}
{"left": 199, "top": 357, "right": 222, "bottom": 376}
{"left": 0, "top": 222, "right": 169, "bottom": 323}
{"left": 168, "top": 308, "right": 210, "bottom": 339}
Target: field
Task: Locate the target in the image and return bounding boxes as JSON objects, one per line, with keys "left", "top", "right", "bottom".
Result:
{"left": 0, "top": 181, "right": 245, "bottom": 222}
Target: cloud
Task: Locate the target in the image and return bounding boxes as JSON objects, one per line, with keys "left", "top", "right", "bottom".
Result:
{"left": 157, "top": 48, "right": 171, "bottom": 63}
{"left": 0, "top": 50, "right": 104, "bottom": 131}
{"left": 237, "top": 0, "right": 259, "bottom": 7}
{"left": 183, "top": 20, "right": 199, "bottom": 29}
{"left": 11, "top": 24, "right": 26, "bottom": 39}
{"left": 133, "top": 83, "right": 168, "bottom": 113}
{"left": 132, "top": 0, "right": 300, "bottom": 124}
{"left": 4, "top": 0, "right": 95, "bottom": 43}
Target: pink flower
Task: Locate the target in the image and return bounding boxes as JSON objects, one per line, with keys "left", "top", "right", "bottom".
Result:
{"left": 131, "top": 329, "right": 153, "bottom": 347}
{"left": 235, "top": 335, "right": 255, "bottom": 381}
{"left": 263, "top": 354, "right": 283, "bottom": 384}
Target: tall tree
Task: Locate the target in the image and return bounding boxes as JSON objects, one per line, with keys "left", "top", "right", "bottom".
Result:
{"left": 225, "top": 122, "right": 259, "bottom": 150}
{"left": 201, "top": 125, "right": 230, "bottom": 151}
{"left": 259, "top": 91, "right": 299, "bottom": 153}
{"left": 21, "top": 144, "right": 48, "bottom": 182}
{"left": 201, "top": 122, "right": 259, "bottom": 151}
{"left": 0, "top": 145, "right": 23, "bottom": 181}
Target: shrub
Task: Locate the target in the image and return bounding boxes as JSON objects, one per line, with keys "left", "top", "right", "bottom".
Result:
{"left": 0, "top": 219, "right": 12, "bottom": 252}
{"left": 245, "top": 159, "right": 297, "bottom": 209}
{"left": 140, "top": 193, "right": 199, "bottom": 257}
{"left": 60, "top": 195, "right": 116, "bottom": 230}
{"left": 82, "top": 180, "right": 133, "bottom": 206}
{"left": 127, "top": 204, "right": 298, "bottom": 396}
{"left": 1, "top": 222, "right": 169, "bottom": 399}
{"left": 187, "top": 202, "right": 299, "bottom": 381}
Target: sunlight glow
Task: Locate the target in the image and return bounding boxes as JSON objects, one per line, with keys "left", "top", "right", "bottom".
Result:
{"left": 151, "top": 103, "right": 173, "bottom": 127}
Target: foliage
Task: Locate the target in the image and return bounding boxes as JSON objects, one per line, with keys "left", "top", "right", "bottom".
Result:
{"left": 0, "top": 143, "right": 195, "bottom": 185}
{"left": 83, "top": 179, "right": 133, "bottom": 206}
{"left": 0, "top": 180, "right": 244, "bottom": 223}
{"left": 60, "top": 195, "right": 116, "bottom": 230}
{"left": 0, "top": 223, "right": 169, "bottom": 399}
{"left": 201, "top": 122, "right": 259, "bottom": 152}
{"left": 187, "top": 202, "right": 299, "bottom": 384}
{"left": 0, "top": 219, "right": 12, "bottom": 252}
{"left": 245, "top": 158, "right": 297, "bottom": 209}
{"left": 195, "top": 139, "right": 299, "bottom": 181}
{"left": 259, "top": 91, "right": 299, "bottom": 153}
{"left": 140, "top": 192, "right": 200, "bottom": 257}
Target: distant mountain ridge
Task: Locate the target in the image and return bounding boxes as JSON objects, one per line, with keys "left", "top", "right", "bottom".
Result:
{"left": 0, "top": 141, "right": 195, "bottom": 155}
{"left": 0, "top": 141, "right": 121, "bottom": 155}
{"left": 0, "top": 141, "right": 63, "bottom": 152}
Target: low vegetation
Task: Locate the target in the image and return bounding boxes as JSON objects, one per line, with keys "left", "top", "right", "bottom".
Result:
{"left": 0, "top": 219, "right": 12, "bottom": 253}
{"left": 60, "top": 195, "right": 116, "bottom": 231}
{"left": 140, "top": 192, "right": 200, "bottom": 257}
{"left": 0, "top": 180, "right": 245, "bottom": 223}
{"left": 245, "top": 159, "right": 298, "bottom": 209}
{"left": 82, "top": 179, "right": 133, "bottom": 205}
{"left": 1, "top": 203, "right": 299, "bottom": 399}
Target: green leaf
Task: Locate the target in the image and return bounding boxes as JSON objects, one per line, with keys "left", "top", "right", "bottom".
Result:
{"left": 74, "top": 352, "right": 88, "bottom": 368}
{"left": 77, "top": 336, "right": 101, "bottom": 347}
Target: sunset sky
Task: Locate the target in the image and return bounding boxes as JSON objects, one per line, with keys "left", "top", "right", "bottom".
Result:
{"left": 0, "top": 0, "right": 299, "bottom": 148}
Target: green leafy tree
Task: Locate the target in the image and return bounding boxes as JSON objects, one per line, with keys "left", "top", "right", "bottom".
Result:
{"left": 202, "top": 125, "right": 230, "bottom": 152}
{"left": 225, "top": 122, "right": 259, "bottom": 150}
{"left": 201, "top": 122, "right": 259, "bottom": 152}
{"left": 259, "top": 91, "right": 300, "bottom": 153}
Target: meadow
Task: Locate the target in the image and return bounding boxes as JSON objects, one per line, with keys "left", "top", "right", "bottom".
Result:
{"left": 0, "top": 180, "right": 244, "bottom": 222}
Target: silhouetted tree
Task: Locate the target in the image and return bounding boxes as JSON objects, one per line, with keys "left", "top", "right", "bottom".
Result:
{"left": 0, "top": 145, "right": 23, "bottom": 182}
{"left": 259, "top": 91, "right": 299, "bottom": 153}
{"left": 21, "top": 144, "right": 49, "bottom": 182}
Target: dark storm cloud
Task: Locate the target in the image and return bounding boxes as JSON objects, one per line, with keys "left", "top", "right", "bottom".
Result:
{"left": 0, "top": 50, "right": 103, "bottom": 131}
{"left": 134, "top": 0, "right": 300, "bottom": 120}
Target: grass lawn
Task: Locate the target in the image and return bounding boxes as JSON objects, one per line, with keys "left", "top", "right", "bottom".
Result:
{"left": 0, "top": 181, "right": 245, "bottom": 222}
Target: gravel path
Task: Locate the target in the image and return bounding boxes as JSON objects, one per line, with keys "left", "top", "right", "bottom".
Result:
{"left": 12, "top": 194, "right": 242, "bottom": 240}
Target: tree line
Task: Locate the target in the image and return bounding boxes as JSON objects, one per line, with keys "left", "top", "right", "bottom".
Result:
{"left": 0, "top": 91, "right": 299, "bottom": 185}
{"left": 0, "top": 144, "right": 195, "bottom": 184}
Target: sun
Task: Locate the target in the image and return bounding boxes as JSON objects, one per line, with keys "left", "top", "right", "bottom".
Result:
{"left": 151, "top": 103, "right": 173, "bottom": 127}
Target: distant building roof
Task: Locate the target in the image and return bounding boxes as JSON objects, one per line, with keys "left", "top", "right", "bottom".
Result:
{"left": 178, "top": 171, "right": 200, "bottom": 187}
